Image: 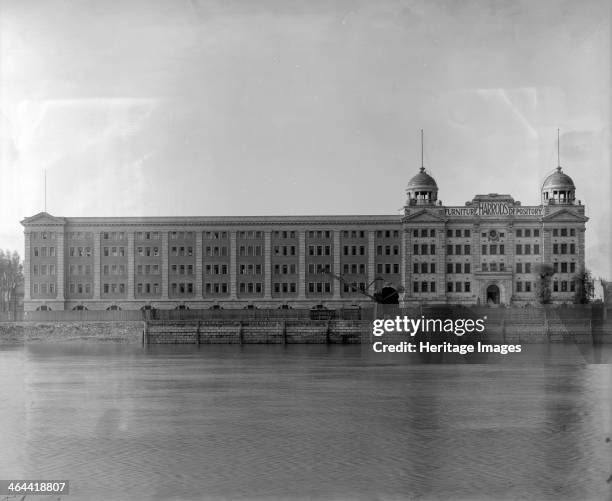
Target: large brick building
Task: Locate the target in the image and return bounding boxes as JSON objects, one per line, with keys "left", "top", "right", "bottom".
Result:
{"left": 21, "top": 165, "right": 587, "bottom": 311}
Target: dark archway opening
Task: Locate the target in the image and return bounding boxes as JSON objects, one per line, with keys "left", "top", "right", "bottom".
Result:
{"left": 486, "top": 285, "right": 500, "bottom": 305}
{"left": 376, "top": 286, "right": 399, "bottom": 305}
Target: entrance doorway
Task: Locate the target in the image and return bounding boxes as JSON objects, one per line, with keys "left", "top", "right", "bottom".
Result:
{"left": 486, "top": 285, "right": 500, "bottom": 305}
{"left": 377, "top": 286, "right": 399, "bottom": 305}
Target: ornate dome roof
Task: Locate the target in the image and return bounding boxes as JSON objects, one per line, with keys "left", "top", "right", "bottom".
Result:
{"left": 407, "top": 167, "right": 438, "bottom": 190}
{"left": 542, "top": 167, "right": 575, "bottom": 190}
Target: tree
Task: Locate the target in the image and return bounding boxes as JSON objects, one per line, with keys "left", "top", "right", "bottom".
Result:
{"left": 0, "top": 250, "right": 23, "bottom": 313}
{"left": 535, "top": 263, "right": 554, "bottom": 304}
{"left": 573, "top": 268, "right": 594, "bottom": 304}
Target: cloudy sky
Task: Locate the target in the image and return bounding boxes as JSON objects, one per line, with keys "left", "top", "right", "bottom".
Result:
{"left": 0, "top": 0, "right": 610, "bottom": 278}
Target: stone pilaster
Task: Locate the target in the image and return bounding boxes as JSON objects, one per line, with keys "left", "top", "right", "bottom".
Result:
{"left": 161, "top": 231, "right": 169, "bottom": 300}
{"left": 578, "top": 227, "right": 586, "bottom": 271}
{"left": 436, "top": 226, "right": 446, "bottom": 300}
{"left": 401, "top": 227, "right": 407, "bottom": 295}
{"left": 543, "top": 227, "right": 552, "bottom": 264}
{"left": 23, "top": 231, "right": 31, "bottom": 301}
{"left": 472, "top": 222, "right": 481, "bottom": 300}
{"left": 127, "top": 232, "right": 135, "bottom": 300}
{"left": 333, "top": 230, "right": 341, "bottom": 299}
{"left": 93, "top": 232, "right": 101, "bottom": 300}
{"left": 368, "top": 230, "right": 375, "bottom": 288}
{"left": 405, "top": 227, "right": 413, "bottom": 299}
{"left": 229, "top": 231, "right": 237, "bottom": 299}
{"left": 195, "top": 231, "right": 203, "bottom": 297}
{"left": 56, "top": 231, "right": 65, "bottom": 301}
{"left": 506, "top": 223, "right": 515, "bottom": 298}
{"left": 264, "top": 230, "right": 272, "bottom": 299}
{"left": 298, "top": 230, "right": 306, "bottom": 299}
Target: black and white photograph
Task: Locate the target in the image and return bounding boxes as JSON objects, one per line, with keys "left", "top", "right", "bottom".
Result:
{"left": 0, "top": 1, "right": 611, "bottom": 500}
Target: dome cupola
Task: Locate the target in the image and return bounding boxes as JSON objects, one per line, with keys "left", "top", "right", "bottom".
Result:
{"left": 541, "top": 166, "right": 575, "bottom": 205}
{"left": 406, "top": 167, "right": 438, "bottom": 206}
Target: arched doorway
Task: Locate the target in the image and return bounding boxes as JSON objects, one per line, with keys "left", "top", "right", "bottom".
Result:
{"left": 486, "top": 285, "right": 500, "bottom": 305}
{"left": 377, "top": 286, "right": 399, "bottom": 305}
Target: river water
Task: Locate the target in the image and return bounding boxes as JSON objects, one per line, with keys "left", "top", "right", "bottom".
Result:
{"left": 1, "top": 343, "right": 611, "bottom": 501}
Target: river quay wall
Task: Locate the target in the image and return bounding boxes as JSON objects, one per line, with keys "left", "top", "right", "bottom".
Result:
{"left": 0, "top": 321, "right": 144, "bottom": 344}
{"left": 0, "top": 317, "right": 610, "bottom": 345}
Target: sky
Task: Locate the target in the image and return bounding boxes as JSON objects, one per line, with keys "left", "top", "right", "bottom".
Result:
{"left": 0, "top": 0, "right": 610, "bottom": 278}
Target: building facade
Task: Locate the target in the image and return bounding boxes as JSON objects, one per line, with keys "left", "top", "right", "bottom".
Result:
{"left": 21, "top": 166, "right": 587, "bottom": 311}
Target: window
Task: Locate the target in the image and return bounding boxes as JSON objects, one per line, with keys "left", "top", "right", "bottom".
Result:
{"left": 447, "top": 263, "right": 453, "bottom": 274}
{"left": 447, "top": 245, "right": 453, "bottom": 255}
{"left": 455, "top": 282, "right": 462, "bottom": 292}
{"left": 464, "top": 282, "right": 470, "bottom": 292}
{"left": 553, "top": 229, "right": 558, "bottom": 237}
{"left": 455, "top": 263, "right": 461, "bottom": 274}
{"left": 534, "top": 244, "right": 540, "bottom": 254}
{"left": 525, "top": 263, "right": 531, "bottom": 273}
{"left": 516, "top": 282, "right": 522, "bottom": 292}
{"left": 455, "top": 245, "right": 461, "bottom": 255}
{"left": 516, "top": 245, "right": 522, "bottom": 255}
{"left": 447, "top": 282, "right": 453, "bottom": 292}
{"left": 421, "top": 262, "right": 428, "bottom": 274}
{"left": 464, "top": 230, "right": 470, "bottom": 237}
{"left": 516, "top": 229, "right": 522, "bottom": 237}
{"left": 464, "top": 245, "right": 470, "bottom": 255}
{"left": 534, "top": 229, "right": 540, "bottom": 237}
{"left": 413, "top": 282, "right": 419, "bottom": 293}
{"left": 414, "top": 263, "right": 420, "bottom": 274}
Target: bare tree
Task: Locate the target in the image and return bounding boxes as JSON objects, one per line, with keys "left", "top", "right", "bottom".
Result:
{"left": 535, "top": 263, "right": 554, "bottom": 304}
{"left": 0, "top": 249, "right": 23, "bottom": 314}
{"left": 573, "top": 267, "right": 594, "bottom": 304}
